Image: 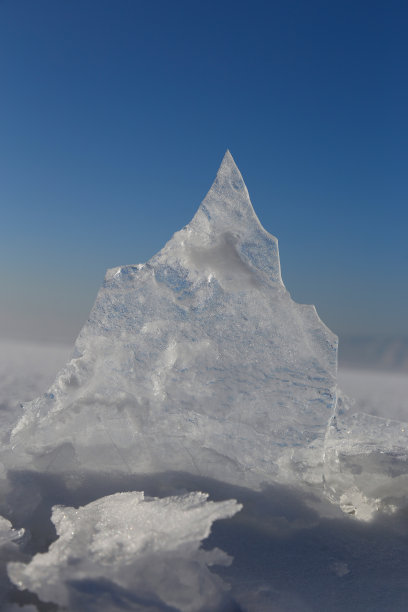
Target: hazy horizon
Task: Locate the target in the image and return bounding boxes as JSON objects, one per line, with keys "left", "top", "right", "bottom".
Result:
{"left": 1, "top": 1, "right": 407, "bottom": 344}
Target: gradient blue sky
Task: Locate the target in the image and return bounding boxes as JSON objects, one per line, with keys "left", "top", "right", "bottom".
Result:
{"left": 1, "top": 0, "right": 407, "bottom": 343}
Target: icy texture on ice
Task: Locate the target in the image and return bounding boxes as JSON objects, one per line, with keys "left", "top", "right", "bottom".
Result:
{"left": 324, "top": 392, "right": 408, "bottom": 519}
{"left": 0, "top": 339, "right": 71, "bottom": 443}
{"left": 0, "top": 517, "right": 24, "bottom": 548}
{"left": 7, "top": 151, "right": 337, "bottom": 487}
{"left": 8, "top": 491, "right": 241, "bottom": 611}
{"left": 0, "top": 516, "right": 25, "bottom": 609}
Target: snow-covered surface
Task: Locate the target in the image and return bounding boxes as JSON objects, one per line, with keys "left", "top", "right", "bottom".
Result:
{"left": 0, "top": 152, "right": 408, "bottom": 610}
{"left": 0, "top": 338, "right": 407, "bottom": 610}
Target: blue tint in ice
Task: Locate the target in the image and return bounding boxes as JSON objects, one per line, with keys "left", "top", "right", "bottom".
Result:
{"left": 7, "top": 151, "right": 338, "bottom": 488}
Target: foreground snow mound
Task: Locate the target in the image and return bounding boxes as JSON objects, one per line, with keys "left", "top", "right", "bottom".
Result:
{"left": 8, "top": 491, "right": 241, "bottom": 611}
{"left": 7, "top": 151, "right": 337, "bottom": 488}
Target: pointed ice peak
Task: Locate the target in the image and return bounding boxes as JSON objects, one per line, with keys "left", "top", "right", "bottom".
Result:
{"left": 216, "top": 149, "right": 239, "bottom": 177}
{"left": 208, "top": 149, "right": 250, "bottom": 202}
{"left": 145, "top": 151, "right": 281, "bottom": 286}
{"left": 160, "top": 151, "right": 284, "bottom": 286}
{"left": 191, "top": 150, "right": 262, "bottom": 238}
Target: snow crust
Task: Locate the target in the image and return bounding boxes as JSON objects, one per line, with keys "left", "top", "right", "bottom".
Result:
{"left": 6, "top": 151, "right": 337, "bottom": 488}
{"left": 8, "top": 491, "right": 240, "bottom": 611}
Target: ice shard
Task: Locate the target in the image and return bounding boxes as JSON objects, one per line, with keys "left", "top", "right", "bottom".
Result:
{"left": 324, "top": 392, "right": 408, "bottom": 519}
{"left": 8, "top": 492, "right": 240, "bottom": 611}
{"left": 7, "top": 151, "right": 338, "bottom": 487}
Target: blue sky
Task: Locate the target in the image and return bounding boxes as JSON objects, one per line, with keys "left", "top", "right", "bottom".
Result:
{"left": 1, "top": 0, "right": 407, "bottom": 343}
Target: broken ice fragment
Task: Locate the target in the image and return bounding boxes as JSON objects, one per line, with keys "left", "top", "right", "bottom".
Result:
{"left": 324, "top": 392, "right": 408, "bottom": 519}
{"left": 0, "top": 517, "right": 24, "bottom": 548}
{"left": 8, "top": 491, "right": 241, "bottom": 611}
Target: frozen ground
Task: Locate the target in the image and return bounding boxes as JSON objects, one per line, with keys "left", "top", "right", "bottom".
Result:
{"left": 1, "top": 339, "right": 408, "bottom": 611}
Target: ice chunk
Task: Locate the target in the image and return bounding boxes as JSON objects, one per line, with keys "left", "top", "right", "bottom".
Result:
{"left": 0, "top": 517, "right": 24, "bottom": 548}
{"left": 324, "top": 392, "right": 408, "bottom": 519}
{"left": 0, "top": 516, "right": 25, "bottom": 609}
{"left": 8, "top": 491, "right": 241, "bottom": 611}
{"left": 6, "top": 151, "right": 337, "bottom": 488}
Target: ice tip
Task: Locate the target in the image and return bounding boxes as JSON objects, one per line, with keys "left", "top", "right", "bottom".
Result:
{"left": 210, "top": 149, "right": 247, "bottom": 195}
{"left": 222, "top": 149, "right": 233, "bottom": 163}
{"left": 217, "top": 149, "right": 239, "bottom": 174}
